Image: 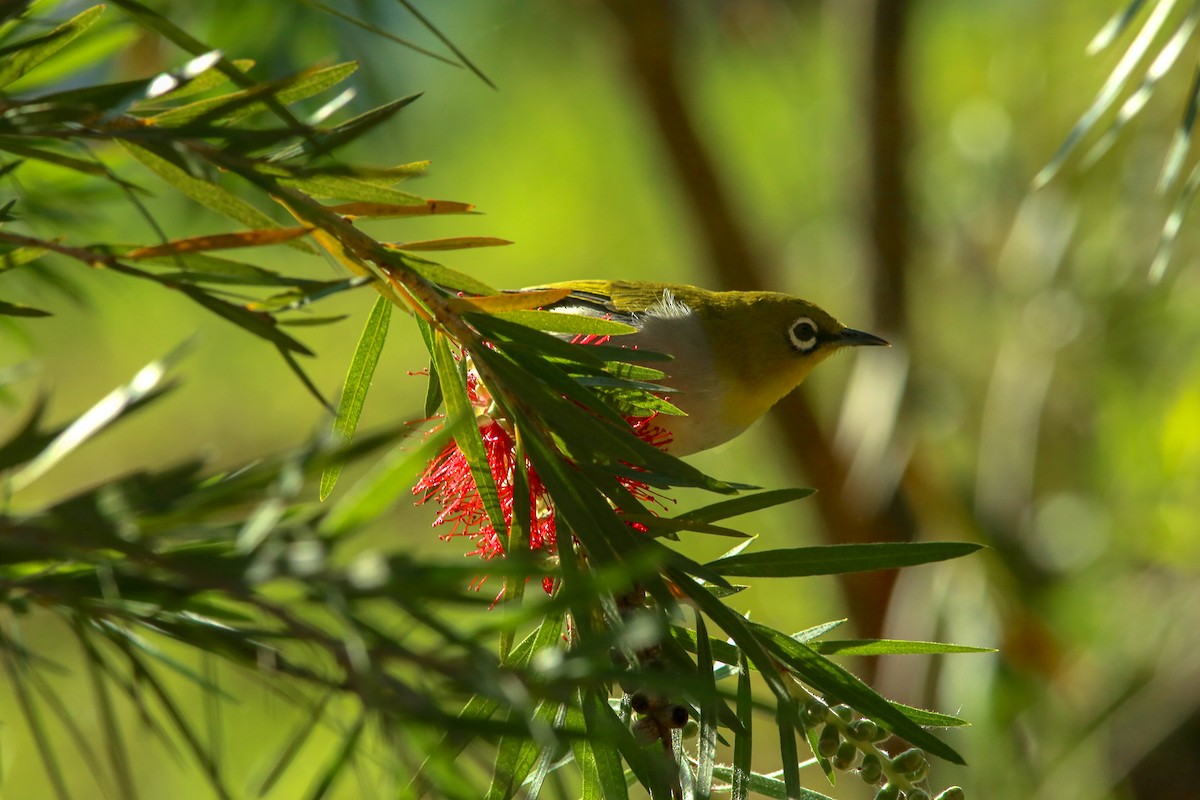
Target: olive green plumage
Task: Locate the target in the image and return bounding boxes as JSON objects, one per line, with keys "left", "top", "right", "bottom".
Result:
{"left": 532, "top": 280, "right": 888, "bottom": 455}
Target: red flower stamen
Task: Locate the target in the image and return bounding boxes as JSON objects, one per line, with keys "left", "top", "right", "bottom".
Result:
{"left": 413, "top": 329, "right": 673, "bottom": 595}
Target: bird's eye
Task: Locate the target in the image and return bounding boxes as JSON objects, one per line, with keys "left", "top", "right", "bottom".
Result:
{"left": 788, "top": 317, "right": 819, "bottom": 352}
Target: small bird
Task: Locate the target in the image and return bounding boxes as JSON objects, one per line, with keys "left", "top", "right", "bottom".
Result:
{"left": 535, "top": 280, "right": 889, "bottom": 455}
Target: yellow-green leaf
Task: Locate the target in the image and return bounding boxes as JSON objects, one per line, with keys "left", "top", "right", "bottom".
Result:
{"left": 125, "top": 227, "right": 312, "bottom": 259}
{"left": 330, "top": 199, "right": 475, "bottom": 218}
{"left": 0, "top": 5, "right": 106, "bottom": 90}
{"left": 393, "top": 236, "right": 513, "bottom": 252}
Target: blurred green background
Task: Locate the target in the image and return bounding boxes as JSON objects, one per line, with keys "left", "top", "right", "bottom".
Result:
{"left": 4, "top": 1, "right": 1200, "bottom": 798}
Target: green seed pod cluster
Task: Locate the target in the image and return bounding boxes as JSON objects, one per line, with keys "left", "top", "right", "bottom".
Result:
{"left": 793, "top": 701, "right": 962, "bottom": 800}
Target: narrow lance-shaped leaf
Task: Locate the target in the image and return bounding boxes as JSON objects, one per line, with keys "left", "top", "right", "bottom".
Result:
{"left": 710, "top": 767, "right": 837, "bottom": 800}
{"left": 1034, "top": 0, "right": 1181, "bottom": 188}
{"left": 1081, "top": 5, "right": 1200, "bottom": 170}
{"left": 329, "top": 199, "right": 476, "bottom": 218}
{"left": 751, "top": 624, "right": 965, "bottom": 765}
{"left": 120, "top": 141, "right": 314, "bottom": 253}
{"left": 396, "top": 236, "right": 514, "bottom": 252}
{"left": 0, "top": 5, "right": 106, "bottom": 89}
{"left": 731, "top": 651, "right": 753, "bottom": 800}
{"left": 320, "top": 294, "right": 392, "bottom": 500}
{"left": 675, "top": 488, "right": 816, "bottom": 525}
{"left": 812, "top": 639, "right": 993, "bottom": 656}
{"left": 125, "top": 227, "right": 312, "bottom": 259}
{"left": 301, "top": 712, "right": 366, "bottom": 800}
{"left": 0, "top": 299, "right": 52, "bottom": 317}
{"left": 707, "top": 542, "right": 983, "bottom": 578}
{"left": 281, "top": 174, "right": 427, "bottom": 205}
{"left": 134, "top": 57, "right": 256, "bottom": 107}
{"left": 694, "top": 616, "right": 718, "bottom": 800}
{"left": 777, "top": 698, "right": 802, "bottom": 800}
{"left": 10, "top": 342, "right": 187, "bottom": 492}
{"left": 149, "top": 62, "right": 359, "bottom": 126}
{"left": 1159, "top": 63, "right": 1200, "bottom": 191}
{"left": 430, "top": 331, "right": 508, "bottom": 538}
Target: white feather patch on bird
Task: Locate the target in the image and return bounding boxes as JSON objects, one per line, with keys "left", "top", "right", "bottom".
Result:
{"left": 642, "top": 288, "right": 693, "bottom": 320}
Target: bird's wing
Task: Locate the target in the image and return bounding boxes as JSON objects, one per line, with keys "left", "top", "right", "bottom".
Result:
{"left": 528, "top": 280, "right": 680, "bottom": 317}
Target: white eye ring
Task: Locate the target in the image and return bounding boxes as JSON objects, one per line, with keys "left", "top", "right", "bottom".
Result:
{"left": 788, "top": 317, "right": 819, "bottom": 352}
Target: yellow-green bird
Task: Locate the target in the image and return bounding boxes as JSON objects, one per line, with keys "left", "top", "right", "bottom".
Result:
{"left": 534, "top": 281, "right": 889, "bottom": 456}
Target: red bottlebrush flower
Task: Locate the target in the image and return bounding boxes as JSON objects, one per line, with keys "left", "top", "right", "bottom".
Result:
{"left": 413, "top": 333, "right": 672, "bottom": 594}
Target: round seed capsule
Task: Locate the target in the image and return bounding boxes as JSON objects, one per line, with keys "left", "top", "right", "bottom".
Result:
{"left": 892, "top": 747, "right": 926, "bottom": 773}
{"left": 666, "top": 705, "right": 690, "bottom": 729}
{"left": 907, "top": 790, "right": 931, "bottom": 800}
{"left": 832, "top": 740, "right": 859, "bottom": 771}
{"left": 874, "top": 784, "right": 901, "bottom": 800}
{"left": 817, "top": 724, "right": 841, "bottom": 758}
{"left": 832, "top": 704, "right": 853, "bottom": 722}
{"left": 801, "top": 699, "right": 829, "bottom": 728}
{"left": 934, "top": 788, "right": 966, "bottom": 800}
{"left": 859, "top": 753, "right": 883, "bottom": 784}
{"left": 849, "top": 719, "right": 878, "bottom": 741}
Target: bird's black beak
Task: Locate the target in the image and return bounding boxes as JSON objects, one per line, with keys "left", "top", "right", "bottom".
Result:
{"left": 835, "top": 328, "right": 890, "bottom": 348}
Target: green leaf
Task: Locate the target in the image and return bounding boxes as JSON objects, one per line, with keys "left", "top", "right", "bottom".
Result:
{"left": 486, "top": 701, "right": 561, "bottom": 800}
{"left": 709, "top": 766, "right": 836, "bottom": 800}
{"left": 890, "top": 702, "right": 970, "bottom": 729}
{"left": 472, "top": 336, "right": 739, "bottom": 494}
{"left": 321, "top": 427, "right": 448, "bottom": 536}
{"left": 270, "top": 94, "right": 423, "bottom": 160}
{"left": 430, "top": 331, "right": 508, "bottom": 537}
{"left": 0, "top": 5, "right": 106, "bottom": 90}
{"left": 750, "top": 624, "right": 965, "bottom": 765}
{"left": 0, "top": 299, "right": 51, "bottom": 317}
{"left": 1034, "top": 0, "right": 1180, "bottom": 188}
{"left": 416, "top": 318, "right": 444, "bottom": 417}
{"left": 394, "top": 0, "right": 497, "bottom": 89}
{"left": 575, "top": 704, "right": 628, "bottom": 800}
{"left": 107, "top": 0, "right": 309, "bottom": 133}
{"left": 777, "top": 699, "right": 802, "bottom": 800}
{"left": 707, "top": 542, "right": 983, "bottom": 578}
{"left": 0, "top": 245, "right": 46, "bottom": 273}
{"left": 811, "top": 639, "right": 993, "bottom": 656}
{"left": 581, "top": 689, "right": 672, "bottom": 798}
{"left": 694, "top": 617, "right": 718, "bottom": 800}
{"left": 679, "top": 488, "right": 816, "bottom": 525}
{"left": 133, "top": 58, "right": 256, "bottom": 107}
{"left": 1160, "top": 64, "right": 1200, "bottom": 192}
{"left": 178, "top": 285, "right": 313, "bottom": 356}
{"left": 383, "top": 250, "right": 496, "bottom": 297}
{"left": 279, "top": 174, "right": 426, "bottom": 205}
{"left": 9, "top": 343, "right": 185, "bottom": 492}
{"left": 731, "top": 651, "right": 753, "bottom": 800}
{"left": 320, "top": 295, "right": 392, "bottom": 500}
{"left": 0, "top": 139, "right": 142, "bottom": 185}
{"left": 150, "top": 62, "right": 358, "bottom": 126}
{"left": 665, "top": 568, "right": 790, "bottom": 700}
{"left": 120, "top": 141, "right": 313, "bottom": 252}
{"left": 301, "top": 712, "right": 365, "bottom": 800}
